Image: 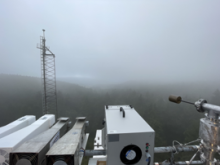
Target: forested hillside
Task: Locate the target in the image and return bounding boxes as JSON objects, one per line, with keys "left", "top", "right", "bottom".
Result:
{"left": 0, "top": 74, "right": 220, "bottom": 164}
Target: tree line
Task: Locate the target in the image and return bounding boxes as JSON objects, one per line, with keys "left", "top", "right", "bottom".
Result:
{"left": 0, "top": 74, "right": 219, "bottom": 164}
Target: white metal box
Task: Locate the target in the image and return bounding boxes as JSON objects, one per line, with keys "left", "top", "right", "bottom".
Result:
{"left": 10, "top": 117, "right": 70, "bottom": 165}
{"left": 0, "top": 114, "right": 55, "bottom": 164}
{"left": 105, "top": 105, "right": 155, "bottom": 165}
{"left": 0, "top": 115, "right": 36, "bottom": 138}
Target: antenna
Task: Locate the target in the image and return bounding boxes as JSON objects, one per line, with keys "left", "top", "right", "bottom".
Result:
{"left": 43, "top": 29, "right": 45, "bottom": 38}
{"left": 37, "top": 30, "right": 58, "bottom": 119}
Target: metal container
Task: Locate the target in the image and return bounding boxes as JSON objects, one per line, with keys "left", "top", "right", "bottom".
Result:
{"left": 199, "top": 118, "right": 220, "bottom": 146}
{"left": 105, "top": 105, "right": 155, "bottom": 165}
{"left": 0, "top": 114, "right": 55, "bottom": 165}
{"left": 0, "top": 115, "right": 36, "bottom": 139}
{"left": 46, "top": 117, "right": 87, "bottom": 165}
{"left": 10, "top": 117, "right": 70, "bottom": 165}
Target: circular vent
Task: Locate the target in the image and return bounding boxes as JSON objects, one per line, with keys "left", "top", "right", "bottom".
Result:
{"left": 48, "top": 156, "right": 73, "bottom": 165}
{"left": 11, "top": 153, "right": 38, "bottom": 165}
{"left": 53, "top": 160, "right": 68, "bottom": 165}
{"left": 120, "top": 145, "right": 142, "bottom": 164}
{"left": 16, "top": 159, "right": 32, "bottom": 165}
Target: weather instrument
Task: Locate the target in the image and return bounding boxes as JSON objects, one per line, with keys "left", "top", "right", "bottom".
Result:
{"left": 10, "top": 117, "right": 70, "bottom": 165}
{"left": 0, "top": 116, "right": 35, "bottom": 139}
{"left": 0, "top": 115, "right": 55, "bottom": 165}
{"left": 169, "top": 95, "right": 220, "bottom": 165}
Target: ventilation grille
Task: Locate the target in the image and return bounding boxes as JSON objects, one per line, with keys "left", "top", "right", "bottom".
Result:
{"left": 120, "top": 145, "right": 142, "bottom": 165}
{"left": 10, "top": 153, "right": 38, "bottom": 165}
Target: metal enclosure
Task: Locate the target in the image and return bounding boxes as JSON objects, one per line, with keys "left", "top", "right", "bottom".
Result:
{"left": 199, "top": 118, "right": 220, "bottom": 146}
{"left": 0, "top": 115, "right": 36, "bottom": 138}
{"left": 10, "top": 117, "right": 70, "bottom": 165}
{"left": 105, "top": 105, "right": 155, "bottom": 165}
{"left": 46, "top": 117, "right": 88, "bottom": 165}
{"left": 199, "top": 118, "right": 220, "bottom": 165}
{"left": 0, "top": 114, "right": 55, "bottom": 165}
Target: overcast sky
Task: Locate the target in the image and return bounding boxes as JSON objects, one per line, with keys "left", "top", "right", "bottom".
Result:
{"left": 0, "top": 0, "right": 220, "bottom": 86}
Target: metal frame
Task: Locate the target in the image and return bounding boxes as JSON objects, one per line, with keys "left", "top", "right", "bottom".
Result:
{"left": 37, "top": 29, "right": 58, "bottom": 117}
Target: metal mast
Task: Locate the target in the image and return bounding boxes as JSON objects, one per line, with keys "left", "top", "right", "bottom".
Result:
{"left": 37, "top": 29, "right": 58, "bottom": 117}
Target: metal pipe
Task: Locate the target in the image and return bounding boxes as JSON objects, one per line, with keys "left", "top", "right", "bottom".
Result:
{"left": 85, "top": 145, "right": 198, "bottom": 157}
{"left": 155, "top": 160, "right": 204, "bottom": 165}
{"left": 202, "top": 103, "right": 220, "bottom": 114}
{"left": 154, "top": 145, "right": 199, "bottom": 153}
{"left": 182, "top": 100, "right": 194, "bottom": 105}
{"left": 203, "top": 148, "right": 215, "bottom": 165}
{"left": 85, "top": 150, "right": 106, "bottom": 157}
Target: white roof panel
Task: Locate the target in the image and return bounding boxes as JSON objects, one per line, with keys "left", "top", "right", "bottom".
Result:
{"left": 0, "top": 115, "right": 35, "bottom": 138}
{"left": 105, "top": 105, "right": 154, "bottom": 134}
{"left": 0, "top": 114, "right": 55, "bottom": 149}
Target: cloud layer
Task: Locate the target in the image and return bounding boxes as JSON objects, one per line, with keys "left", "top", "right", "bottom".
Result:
{"left": 0, "top": 0, "right": 220, "bottom": 85}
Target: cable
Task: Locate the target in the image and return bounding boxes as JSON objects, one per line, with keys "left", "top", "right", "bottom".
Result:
{"left": 146, "top": 153, "right": 151, "bottom": 165}
{"left": 188, "top": 144, "right": 203, "bottom": 165}
{"left": 172, "top": 140, "right": 183, "bottom": 154}
{"left": 79, "top": 147, "right": 85, "bottom": 156}
{"left": 147, "top": 157, "right": 151, "bottom": 165}
{"left": 172, "top": 139, "right": 200, "bottom": 154}
{"left": 184, "top": 139, "right": 201, "bottom": 146}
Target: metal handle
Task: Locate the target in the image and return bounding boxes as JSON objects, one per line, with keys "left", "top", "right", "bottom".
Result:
{"left": 120, "top": 107, "right": 125, "bottom": 118}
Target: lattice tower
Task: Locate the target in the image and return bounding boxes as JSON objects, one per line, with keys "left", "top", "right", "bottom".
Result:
{"left": 37, "top": 30, "right": 58, "bottom": 117}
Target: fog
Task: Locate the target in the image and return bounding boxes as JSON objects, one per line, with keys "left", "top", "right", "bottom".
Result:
{"left": 1, "top": 3, "right": 220, "bottom": 163}
{"left": 0, "top": 0, "right": 220, "bottom": 87}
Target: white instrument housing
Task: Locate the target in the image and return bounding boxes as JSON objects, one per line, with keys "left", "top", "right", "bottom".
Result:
{"left": 105, "top": 105, "right": 155, "bottom": 165}
{"left": 0, "top": 115, "right": 35, "bottom": 138}
{"left": 0, "top": 114, "right": 55, "bottom": 164}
